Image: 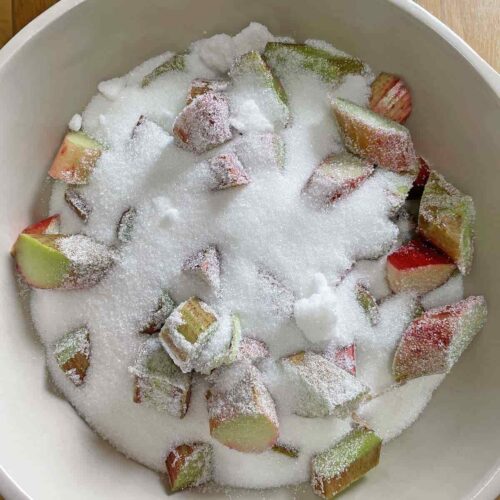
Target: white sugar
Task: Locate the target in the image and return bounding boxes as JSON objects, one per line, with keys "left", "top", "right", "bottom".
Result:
{"left": 421, "top": 273, "right": 464, "bottom": 310}
{"left": 28, "top": 23, "right": 463, "bottom": 490}
{"left": 68, "top": 113, "right": 82, "bottom": 131}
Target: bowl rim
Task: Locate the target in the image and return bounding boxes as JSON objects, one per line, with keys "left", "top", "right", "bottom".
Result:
{"left": 0, "top": 1, "right": 498, "bottom": 499}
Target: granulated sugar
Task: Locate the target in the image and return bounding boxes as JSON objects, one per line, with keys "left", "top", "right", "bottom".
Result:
{"left": 29, "top": 23, "right": 461, "bottom": 489}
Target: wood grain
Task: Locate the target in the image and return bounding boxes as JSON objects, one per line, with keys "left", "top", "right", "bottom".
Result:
{"left": 0, "top": 0, "right": 12, "bottom": 47}
{"left": 12, "top": 0, "right": 57, "bottom": 32}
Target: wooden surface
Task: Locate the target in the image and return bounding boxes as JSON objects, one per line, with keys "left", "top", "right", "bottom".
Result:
{"left": 0, "top": 0, "right": 498, "bottom": 70}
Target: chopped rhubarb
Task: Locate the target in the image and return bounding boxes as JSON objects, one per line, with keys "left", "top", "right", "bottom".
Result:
{"left": 142, "top": 54, "right": 185, "bottom": 87}
{"left": 166, "top": 443, "right": 212, "bottom": 492}
{"left": 54, "top": 327, "right": 90, "bottom": 386}
{"left": 187, "top": 78, "right": 228, "bottom": 104}
{"left": 408, "top": 157, "right": 431, "bottom": 199}
{"left": 208, "top": 153, "right": 250, "bottom": 190}
{"left": 22, "top": 214, "right": 60, "bottom": 235}
{"left": 64, "top": 189, "right": 92, "bottom": 223}
{"left": 140, "top": 290, "right": 175, "bottom": 334}
{"left": 370, "top": 72, "right": 412, "bottom": 124}
{"left": 182, "top": 246, "right": 221, "bottom": 291}
{"left": 323, "top": 344, "right": 357, "bottom": 376}
{"left": 355, "top": 284, "right": 380, "bottom": 326}
{"left": 236, "top": 337, "right": 270, "bottom": 364}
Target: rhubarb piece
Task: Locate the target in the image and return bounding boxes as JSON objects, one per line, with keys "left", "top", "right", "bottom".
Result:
{"left": 304, "top": 152, "right": 374, "bottom": 204}
{"left": 230, "top": 50, "right": 289, "bottom": 127}
{"left": 323, "top": 344, "right": 357, "bottom": 376}
{"left": 281, "top": 351, "right": 368, "bottom": 418}
{"left": 166, "top": 443, "right": 212, "bottom": 492}
{"left": 369, "top": 72, "right": 412, "bottom": 124}
{"left": 117, "top": 207, "right": 137, "bottom": 243}
{"left": 207, "top": 361, "right": 279, "bottom": 453}
{"left": 332, "top": 98, "right": 417, "bottom": 173}
{"left": 54, "top": 327, "right": 90, "bottom": 386}
{"left": 142, "top": 54, "right": 185, "bottom": 87}
{"left": 160, "top": 297, "right": 219, "bottom": 373}
{"left": 272, "top": 443, "right": 299, "bottom": 458}
{"left": 131, "top": 115, "right": 146, "bottom": 138}
{"left": 258, "top": 268, "right": 295, "bottom": 317}
{"left": 311, "top": 427, "right": 382, "bottom": 499}
{"left": 12, "top": 233, "right": 114, "bottom": 289}
{"left": 418, "top": 170, "right": 475, "bottom": 274}
{"left": 173, "top": 92, "right": 232, "bottom": 154}
{"left": 48, "top": 131, "right": 103, "bottom": 184}
{"left": 187, "top": 78, "right": 229, "bottom": 104}
{"left": 384, "top": 172, "right": 417, "bottom": 216}
{"left": 387, "top": 239, "right": 456, "bottom": 294}
{"left": 22, "top": 214, "right": 60, "bottom": 235}
{"left": 208, "top": 153, "right": 250, "bottom": 190}
{"left": 408, "top": 157, "right": 431, "bottom": 199}
{"left": 393, "top": 296, "right": 487, "bottom": 382}
{"left": 182, "top": 246, "right": 221, "bottom": 291}
{"left": 263, "top": 43, "right": 365, "bottom": 83}
{"left": 64, "top": 189, "right": 92, "bottom": 223}
{"left": 236, "top": 337, "right": 269, "bottom": 364}
{"left": 235, "top": 132, "right": 285, "bottom": 171}
{"left": 355, "top": 284, "right": 380, "bottom": 326}
{"left": 140, "top": 290, "right": 175, "bottom": 334}
{"left": 130, "top": 337, "right": 191, "bottom": 417}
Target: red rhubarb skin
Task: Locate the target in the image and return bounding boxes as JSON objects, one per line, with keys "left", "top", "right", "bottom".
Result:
{"left": 387, "top": 239, "right": 453, "bottom": 270}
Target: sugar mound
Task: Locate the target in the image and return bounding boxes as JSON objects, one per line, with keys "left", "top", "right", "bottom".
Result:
{"left": 421, "top": 273, "right": 464, "bottom": 310}
{"left": 28, "top": 23, "right": 465, "bottom": 490}
{"left": 68, "top": 113, "right": 82, "bottom": 131}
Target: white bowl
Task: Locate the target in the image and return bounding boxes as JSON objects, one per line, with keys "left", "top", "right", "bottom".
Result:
{"left": 0, "top": 0, "right": 499, "bottom": 498}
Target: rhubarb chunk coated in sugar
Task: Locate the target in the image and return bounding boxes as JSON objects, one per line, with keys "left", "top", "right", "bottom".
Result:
{"left": 370, "top": 72, "right": 412, "bottom": 124}
{"left": 166, "top": 442, "right": 212, "bottom": 492}
{"left": 54, "top": 327, "right": 90, "bottom": 386}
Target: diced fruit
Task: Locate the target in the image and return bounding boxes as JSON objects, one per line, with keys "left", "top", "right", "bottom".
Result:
{"left": 235, "top": 132, "right": 285, "bottom": 171}
{"left": 230, "top": 50, "right": 289, "bottom": 127}
{"left": 387, "top": 239, "right": 456, "bottom": 294}
{"left": 384, "top": 171, "right": 417, "bottom": 216}
{"left": 207, "top": 361, "right": 279, "bottom": 453}
{"left": 311, "top": 427, "right": 382, "bottom": 499}
{"left": 304, "top": 152, "right": 374, "bottom": 204}
{"left": 131, "top": 115, "right": 146, "bottom": 138}
{"left": 281, "top": 351, "right": 368, "bottom": 418}
{"left": 182, "top": 245, "right": 221, "bottom": 291}
{"left": 331, "top": 98, "right": 417, "bottom": 173}
{"left": 160, "top": 297, "right": 219, "bottom": 373}
{"left": 140, "top": 290, "right": 175, "bottom": 334}
{"left": 369, "top": 73, "right": 412, "bottom": 124}
{"left": 355, "top": 284, "right": 380, "bottom": 326}
{"left": 187, "top": 78, "right": 229, "bottom": 104}
{"left": 393, "top": 296, "right": 487, "bottom": 382}
{"left": 142, "top": 54, "right": 185, "bottom": 87}
{"left": 130, "top": 337, "right": 191, "bottom": 417}
{"left": 64, "top": 189, "right": 92, "bottom": 223}
{"left": 418, "top": 170, "right": 475, "bottom": 274}
{"left": 323, "top": 344, "right": 357, "bottom": 376}
{"left": 48, "top": 131, "right": 103, "bottom": 184}
{"left": 22, "top": 214, "right": 60, "bottom": 235}
{"left": 236, "top": 337, "right": 269, "bottom": 364}
{"left": 408, "top": 157, "right": 431, "bottom": 199}
{"left": 272, "top": 443, "right": 299, "bottom": 458}
{"left": 12, "top": 233, "right": 114, "bottom": 289}
{"left": 258, "top": 268, "right": 295, "bottom": 317}
{"left": 263, "top": 43, "right": 365, "bottom": 83}
{"left": 208, "top": 152, "right": 250, "bottom": 190}
{"left": 117, "top": 207, "right": 137, "bottom": 243}
{"left": 173, "top": 92, "right": 232, "bottom": 154}
{"left": 166, "top": 443, "right": 212, "bottom": 492}
{"left": 54, "top": 327, "right": 90, "bottom": 386}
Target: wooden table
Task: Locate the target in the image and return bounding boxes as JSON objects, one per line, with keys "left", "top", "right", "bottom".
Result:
{"left": 0, "top": 0, "right": 499, "bottom": 70}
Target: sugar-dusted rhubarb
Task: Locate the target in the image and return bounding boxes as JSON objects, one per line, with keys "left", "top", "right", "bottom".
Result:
{"left": 182, "top": 245, "right": 221, "bottom": 291}
{"left": 160, "top": 297, "right": 219, "bottom": 372}
{"left": 323, "top": 344, "right": 357, "bottom": 376}
{"left": 166, "top": 443, "right": 212, "bottom": 492}
{"left": 173, "top": 92, "right": 232, "bottom": 154}
{"left": 207, "top": 153, "right": 250, "bottom": 191}
{"left": 206, "top": 361, "right": 279, "bottom": 453}
{"left": 22, "top": 214, "right": 60, "bottom": 235}
{"left": 355, "top": 284, "right": 379, "bottom": 326}
{"left": 142, "top": 53, "right": 185, "bottom": 87}
{"left": 332, "top": 98, "right": 417, "bottom": 173}
{"left": 140, "top": 290, "right": 175, "bottom": 334}
{"left": 48, "top": 131, "right": 103, "bottom": 184}
{"left": 304, "top": 152, "right": 374, "bottom": 205}
{"left": 235, "top": 132, "right": 285, "bottom": 171}
{"left": 263, "top": 43, "right": 365, "bottom": 83}
{"left": 281, "top": 351, "right": 368, "bottom": 418}
{"left": 311, "top": 427, "right": 382, "bottom": 499}
{"left": 236, "top": 337, "right": 269, "bottom": 364}
{"left": 130, "top": 337, "right": 191, "bottom": 417}
{"left": 369, "top": 73, "right": 412, "bottom": 124}
{"left": 12, "top": 233, "right": 114, "bottom": 289}
{"left": 418, "top": 170, "right": 475, "bottom": 274}
{"left": 408, "top": 157, "right": 431, "bottom": 199}
{"left": 387, "top": 239, "right": 456, "bottom": 295}
{"left": 393, "top": 296, "right": 487, "bottom": 382}
{"left": 384, "top": 171, "right": 417, "bottom": 216}
{"left": 117, "top": 207, "right": 137, "bottom": 243}
{"left": 187, "top": 78, "right": 228, "bottom": 104}
{"left": 258, "top": 268, "right": 295, "bottom": 317}
{"left": 64, "top": 188, "right": 92, "bottom": 223}
{"left": 54, "top": 327, "right": 90, "bottom": 386}
{"left": 272, "top": 443, "right": 299, "bottom": 458}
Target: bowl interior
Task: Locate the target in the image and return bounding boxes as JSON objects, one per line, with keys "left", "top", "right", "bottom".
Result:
{"left": 0, "top": 0, "right": 499, "bottom": 498}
